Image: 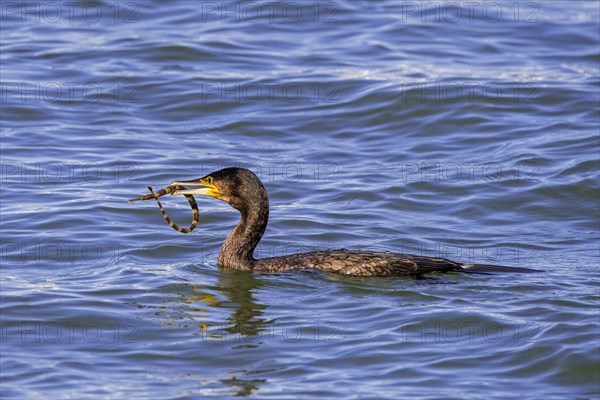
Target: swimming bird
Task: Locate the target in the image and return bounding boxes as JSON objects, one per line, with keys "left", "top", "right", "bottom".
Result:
{"left": 168, "top": 167, "right": 540, "bottom": 277}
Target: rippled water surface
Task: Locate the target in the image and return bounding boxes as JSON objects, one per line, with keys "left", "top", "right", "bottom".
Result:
{"left": 1, "top": 1, "right": 599, "bottom": 399}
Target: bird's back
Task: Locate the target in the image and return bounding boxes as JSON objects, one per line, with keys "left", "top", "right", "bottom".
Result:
{"left": 252, "top": 250, "right": 464, "bottom": 276}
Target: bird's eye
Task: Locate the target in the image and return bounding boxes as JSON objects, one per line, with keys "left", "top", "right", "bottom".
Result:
{"left": 206, "top": 176, "right": 213, "bottom": 185}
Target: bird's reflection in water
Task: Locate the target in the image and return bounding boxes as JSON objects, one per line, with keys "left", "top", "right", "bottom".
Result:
{"left": 220, "top": 375, "right": 267, "bottom": 397}
{"left": 176, "top": 268, "right": 272, "bottom": 343}
{"left": 216, "top": 269, "right": 270, "bottom": 339}
{"left": 174, "top": 269, "right": 273, "bottom": 397}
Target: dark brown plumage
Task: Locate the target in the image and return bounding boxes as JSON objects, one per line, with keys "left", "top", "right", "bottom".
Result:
{"left": 170, "top": 167, "right": 541, "bottom": 276}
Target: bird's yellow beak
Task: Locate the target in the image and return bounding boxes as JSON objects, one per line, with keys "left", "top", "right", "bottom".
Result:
{"left": 171, "top": 176, "right": 220, "bottom": 198}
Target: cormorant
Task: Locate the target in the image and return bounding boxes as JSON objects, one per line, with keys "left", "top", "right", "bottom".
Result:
{"left": 134, "top": 167, "right": 541, "bottom": 276}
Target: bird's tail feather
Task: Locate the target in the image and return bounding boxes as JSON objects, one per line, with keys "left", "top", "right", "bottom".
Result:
{"left": 460, "top": 263, "right": 542, "bottom": 274}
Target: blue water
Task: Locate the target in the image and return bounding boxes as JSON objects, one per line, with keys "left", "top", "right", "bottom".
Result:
{"left": 1, "top": 1, "right": 599, "bottom": 398}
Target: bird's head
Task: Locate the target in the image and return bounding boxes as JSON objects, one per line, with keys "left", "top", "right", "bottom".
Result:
{"left": 171, "top": 167, "right": 267, "bottom": 213}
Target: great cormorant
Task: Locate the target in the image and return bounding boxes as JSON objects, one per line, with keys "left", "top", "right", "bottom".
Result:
{"left": 130, "top": 167, "right": 541, "bottom": 276}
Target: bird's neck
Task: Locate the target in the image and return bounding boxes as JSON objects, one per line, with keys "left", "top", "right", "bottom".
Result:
{"left": 218, "top": 199, "right": 269, "bottom": 270}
